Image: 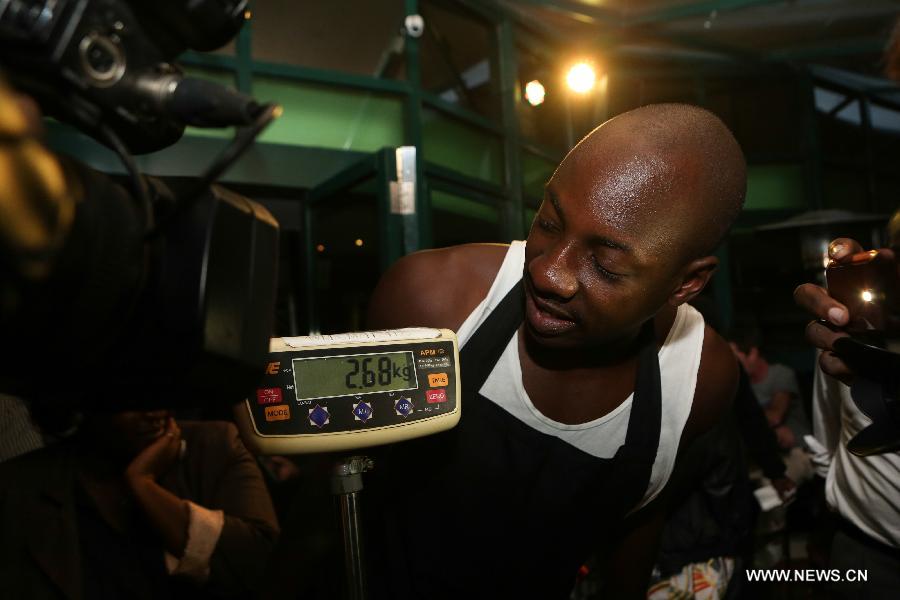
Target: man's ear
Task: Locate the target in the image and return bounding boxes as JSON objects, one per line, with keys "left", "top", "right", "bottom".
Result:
{"left": 668, "top": 255, "right": 719, "bottom": 306}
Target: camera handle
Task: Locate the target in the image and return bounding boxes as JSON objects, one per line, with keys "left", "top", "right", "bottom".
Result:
{"left": 331, "top": 456, "right": 375, "bottom": 600}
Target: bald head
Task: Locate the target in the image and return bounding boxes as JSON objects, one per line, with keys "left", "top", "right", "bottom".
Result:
{"left": 555, "top": 103, "right": 746, "bottom": 263}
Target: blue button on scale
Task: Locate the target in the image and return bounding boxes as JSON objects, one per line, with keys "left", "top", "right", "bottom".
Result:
{"left": 309, "top": 404, "right": 330, "bottom": 428}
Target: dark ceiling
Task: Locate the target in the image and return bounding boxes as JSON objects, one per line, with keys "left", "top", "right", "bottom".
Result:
{"left": 498, "top": 0, "right": 900, "bottom": 78}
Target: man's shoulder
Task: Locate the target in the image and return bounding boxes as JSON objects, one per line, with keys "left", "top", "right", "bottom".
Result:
{"left": 0, "top": 442, "right": 75, "bottom": 493}
{"left": 680, "top": 325, "right": 739, "bottom": 447}
{"left": 366, "top": 243, "right": 510, "bottom": 331}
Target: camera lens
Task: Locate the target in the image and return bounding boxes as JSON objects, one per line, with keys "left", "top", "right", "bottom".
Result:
{"left": 79, "top": 32, "right": 125, "bottom": 86}
{"left": 87, "top": 42, "right": 115, "bottom": 74}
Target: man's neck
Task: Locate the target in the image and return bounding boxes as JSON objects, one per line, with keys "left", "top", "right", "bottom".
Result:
{"left": 519, "top": 304, "right": 676, "bottom": 372}
{"left": 520, "top": 324, "right": 648, "bottom": 372}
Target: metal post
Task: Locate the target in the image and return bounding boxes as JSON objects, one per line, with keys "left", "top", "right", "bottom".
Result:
{"left": 496, "top": 18, "right": 525, "bottom": 242}
{"left": 303, "top": 200, "right": 319, "bottom": 334}
{"left": 235, "top": 4, "right": 253, "bottom": 94}
{"left": 403, "top": 0, "right": 431, "bottom": 251}
{"left": 331, "top": 456, "right": 375, "bottom": 600}
{"left": 713, "top": 243, "right": 734, "bottom": 333}
{"left": 798, "top": 70, "right": 824, "bottom": 210}
{"left": 376, "top": 148, "right": 404, "bottom": 272}
{"left": 859, "top": 95, "right": 877, "bottom": 212}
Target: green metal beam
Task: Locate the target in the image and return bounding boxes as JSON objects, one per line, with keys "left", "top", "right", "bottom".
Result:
{"left": 180, "top": 51, "right": 237, "bottom": 71}
{"left": 431, "top": 189, "right": 500, "bottom": 222}
{"left": 46, "top": 121, "right": 371, "bottom": 190}
{"left": 425, "top": 162, "right": 507, "bottom": 200}
{"left": 508, "top": 0, "right": 619, "bottom": 25}
{"left": 180, "top": 51, "right": 412, "bottom": 96}
{"left": 430, "top": 179, "right": 506, "bottom": 212}
{"left": 521, "top": 141, "right": 563, "bottom": 165}
{"left": 625, "top": 0, "right": 790, "bottom": 27}
{"left": 251, "top": 61, "right": 410, "bottom": 95}
{"left": 421, "top": 92, "right": 505, "bottom": 135}
{"left": 769, "top": 38, "right": 885, "bottom": 62}
{"left": 307, "top": 153, "right": 377, "bottom": 204}
{"left": 453, "top": 0, "right": 504, "bottom": 23}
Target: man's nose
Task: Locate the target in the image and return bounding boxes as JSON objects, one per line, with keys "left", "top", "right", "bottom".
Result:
{"left": 529, "top": 241, "right": 578, "bottom": 299}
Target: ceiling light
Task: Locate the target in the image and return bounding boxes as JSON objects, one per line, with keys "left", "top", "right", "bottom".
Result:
{"left": 566, "top": 62, "right": 596, "bottom": 94}
{"left": 524, "top": 80, "right": 546, "bottom": 106}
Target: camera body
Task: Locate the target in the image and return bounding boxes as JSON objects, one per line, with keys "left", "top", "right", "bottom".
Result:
{"left": 0, "top": 0, "right": 281, "bottom": 411}
{"left": 0, "top": 0, "right": 248, "bottom": 153}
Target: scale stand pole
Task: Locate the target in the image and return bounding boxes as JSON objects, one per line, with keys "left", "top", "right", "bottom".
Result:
{"left": 332, "top": 456, "right": 374, "bottom": 600}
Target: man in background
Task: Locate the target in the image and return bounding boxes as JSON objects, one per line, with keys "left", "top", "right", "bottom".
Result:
{"left": 730, "top": 328, "right": 814, "bottom": 485}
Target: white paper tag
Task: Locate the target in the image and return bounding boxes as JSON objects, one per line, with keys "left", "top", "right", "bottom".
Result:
{"left": 390, "top": 180, "right": 416, "bottom": 215}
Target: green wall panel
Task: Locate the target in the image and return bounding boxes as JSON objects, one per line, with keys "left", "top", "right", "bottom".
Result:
{"left": 432, "top": 190, "right": 499, "bottom": 223}
{"left": 431, "top": 190, "right": 502, "bottom": 248}
{"left": 252, "top": 78, "right": 404, "bottom": 151}
{"left": 744, "top": 164, "right": 806, "bottom": 211}
{"left": 422, "top": 108, "right": 503, "bottom": 185}
{"left": 522, "top": 151, "right": 556, "bottom": 199}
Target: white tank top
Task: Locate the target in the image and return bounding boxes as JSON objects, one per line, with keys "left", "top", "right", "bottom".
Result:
{"left": 456, "top": 241, "right": 705, "bottom": 509}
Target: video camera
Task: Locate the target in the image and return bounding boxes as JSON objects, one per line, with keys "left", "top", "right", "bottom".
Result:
{"left": 0, "top": 0, "right": 281, "bottom": 411}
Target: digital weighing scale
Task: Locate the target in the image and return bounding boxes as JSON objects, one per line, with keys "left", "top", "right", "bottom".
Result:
{"left": 234, "top": 327, "right": 461, "bottom": 600}
{"left": 235, "top": 327, "right": 460, "bottom": 454}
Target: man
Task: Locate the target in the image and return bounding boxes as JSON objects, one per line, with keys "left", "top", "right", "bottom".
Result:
{"left": 729, "top": 328, "right": 814, "bottom": 484}
{"left": 365, "top": 103, "right": 745, "bottom": 599}
{"left": 795, "top": 221, "right": 900, "bottom": 599}
{"left": 0, "top": 409, "right": 279, "bottom": 598}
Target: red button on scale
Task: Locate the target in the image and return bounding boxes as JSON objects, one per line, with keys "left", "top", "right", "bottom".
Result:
{"left": 257, "top": 388, "right": 283, "bottom": 405}
{"left": 426, "top": 389, "right": 447, "bottom": 404}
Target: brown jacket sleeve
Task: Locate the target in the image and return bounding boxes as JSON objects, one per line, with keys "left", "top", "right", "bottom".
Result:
{"left": 166, "top": 421, "right": 280, "bottom": 595}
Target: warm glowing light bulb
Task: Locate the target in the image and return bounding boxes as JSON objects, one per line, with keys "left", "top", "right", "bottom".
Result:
{"left": 524, "top": 80, "right": 546, "bottom": 106}
{"left": 566, "top": 62, "right": 596, "bottom": 94}
{"left": 861, "top": 289, "right": 874, "bottom": 302}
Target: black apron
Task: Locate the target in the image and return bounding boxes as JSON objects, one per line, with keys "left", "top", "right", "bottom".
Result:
{"left": 368, "top": 280, "right": 662, "bottom": 599}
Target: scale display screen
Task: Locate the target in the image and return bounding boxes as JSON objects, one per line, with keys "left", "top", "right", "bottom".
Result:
{"left": 292, "top": 351, "right": 418, "bottom": 401}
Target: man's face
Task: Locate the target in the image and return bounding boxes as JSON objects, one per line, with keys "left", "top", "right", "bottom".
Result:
{"left": 97, "top": 409, "right": 172, "bottom": 456}
{"left": 523, "top": 143, "right": 687, "bottom": 349}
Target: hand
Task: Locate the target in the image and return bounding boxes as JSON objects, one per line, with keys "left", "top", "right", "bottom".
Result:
{"left": 794, "top": 238, "right": 861, "bottom": 384}
{"left": 125, "top": 418, "right": 182, "bottom": 484}
{"left": 774, "top": 424, "right": 796, "bottom": 450}
{"left": 771, "top": 476, "right": 797, "bottom": 504}
{"left": 262, "top": 455, "right": 301, "bottom": 482}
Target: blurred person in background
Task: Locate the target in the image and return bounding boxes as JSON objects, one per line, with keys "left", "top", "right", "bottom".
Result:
{"left": 729, "top": 327, "right": 814, "bottom": 486}
{"left": 0, "top": 408, "right": 279, "bottom": 599}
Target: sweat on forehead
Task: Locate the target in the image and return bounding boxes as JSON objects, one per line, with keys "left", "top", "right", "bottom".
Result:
{"left": 552, "top": 103, "right": 746, "bottom": 259}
